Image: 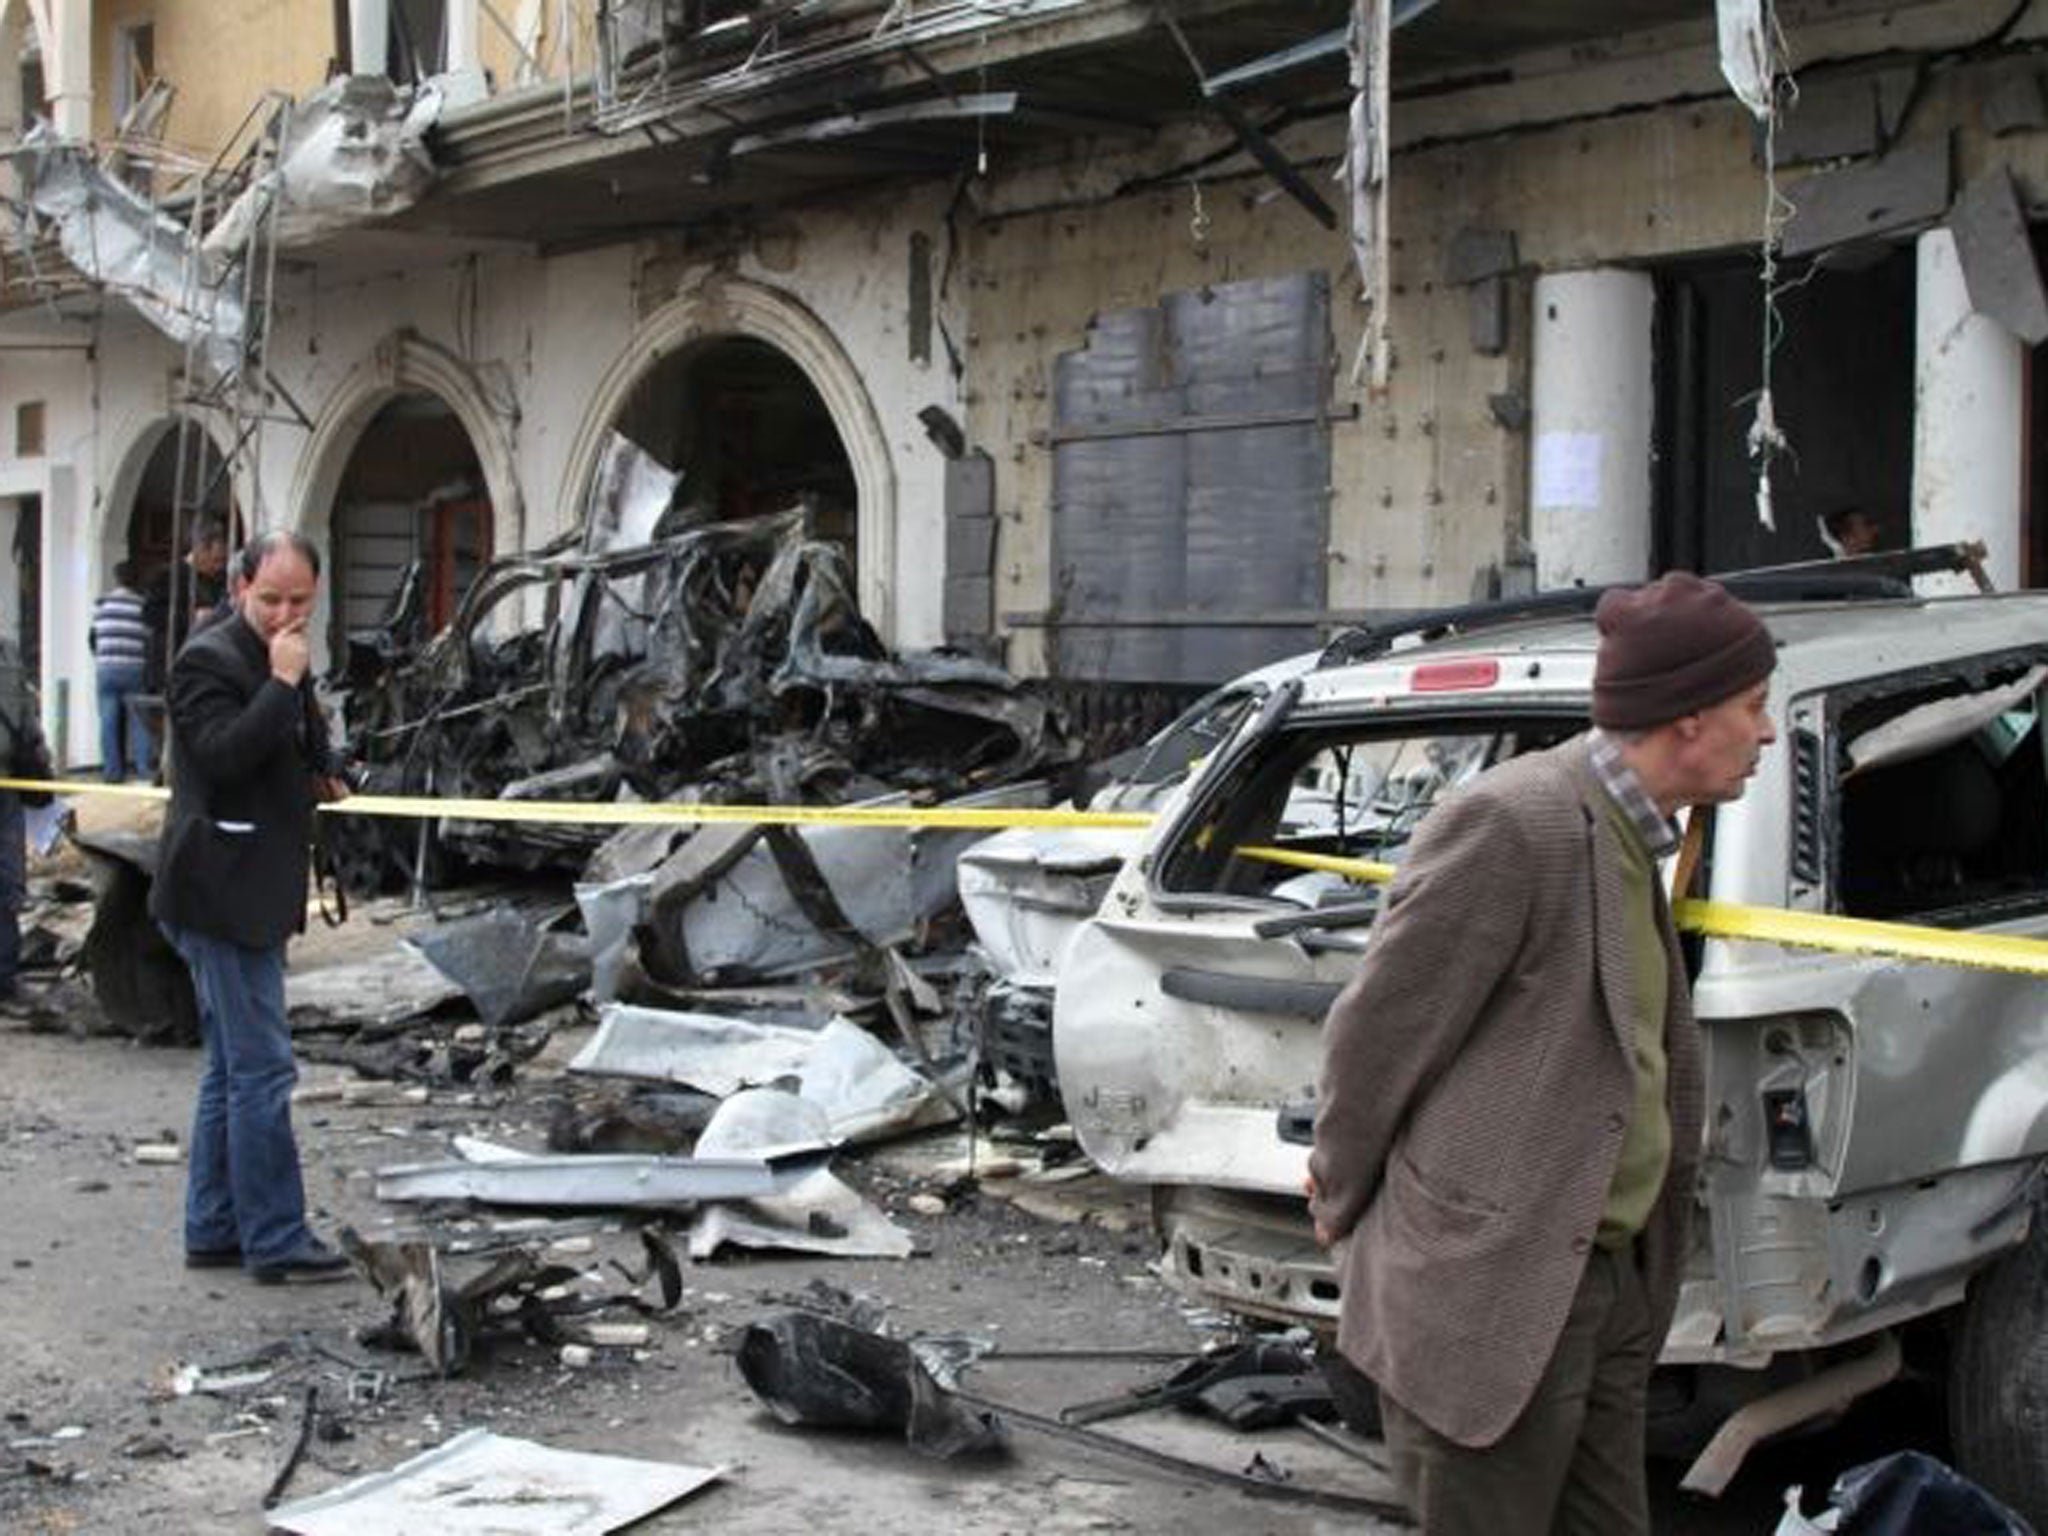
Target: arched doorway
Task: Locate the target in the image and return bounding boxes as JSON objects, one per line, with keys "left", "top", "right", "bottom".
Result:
{"left": 562, "top": 279, "right": 897, "bottom": 634}
{"left": 610, "top": 334, "right": 857, "bottom": 548}
{"left": 121, "top": 416, "right": 237, "bottom": 585}
{"left": 326, "top": 391, "right": 492, "bottom": 660}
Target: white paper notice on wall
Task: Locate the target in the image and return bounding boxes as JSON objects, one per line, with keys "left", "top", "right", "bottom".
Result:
{"left": 1533, "top": 432, "right": 1604, "bottom": 510}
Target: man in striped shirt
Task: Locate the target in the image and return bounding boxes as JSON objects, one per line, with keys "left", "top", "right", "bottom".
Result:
{"left": 89, "top": 561, "right": 154, "bottom": 782}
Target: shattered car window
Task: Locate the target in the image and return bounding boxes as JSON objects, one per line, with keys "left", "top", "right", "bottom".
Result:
{"left": 1155, "top": 714, "right": 1582, "bottom": 904}
{"left": 1835, "top": 660, "right": 2048, "bottom": 924}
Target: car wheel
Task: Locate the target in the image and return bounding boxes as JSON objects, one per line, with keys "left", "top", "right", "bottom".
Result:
{"left": 1948, "top": 1186, "right": 2048, "bottom": 1526}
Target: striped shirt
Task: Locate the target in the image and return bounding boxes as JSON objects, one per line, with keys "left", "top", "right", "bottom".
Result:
{"left": 90, "top": 585, "right": 150, "bottom": 670}
{"left": 1586, "top": 727, "right": 1681, "bottom": 858}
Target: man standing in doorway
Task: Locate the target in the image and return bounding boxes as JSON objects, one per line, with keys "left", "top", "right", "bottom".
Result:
{"left": 1309, "top": 572, "right": 1778, "bottom": 1534}
{"left": 152, "top": 531, "right": 351, "bottom": 1283}
{"left": 89, "top": 561, "right": 153, "bottom": 781}
{"left": 143, "top": 516, "right": 230, "bottom": 694}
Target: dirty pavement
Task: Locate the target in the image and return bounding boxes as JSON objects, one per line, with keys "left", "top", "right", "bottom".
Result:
{"left": 0, "top": 518, "right": 1972, "bottom": 1534}
{"left": 0, "top": 820, "right": 1958, "bottom": 1536}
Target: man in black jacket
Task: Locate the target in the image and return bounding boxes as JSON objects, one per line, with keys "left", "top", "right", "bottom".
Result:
{"left": 152, "top": 531, "right": 351, "bottom": 1283}
{"left": 0, "top": 635, "right": 54, "bottom": 1003}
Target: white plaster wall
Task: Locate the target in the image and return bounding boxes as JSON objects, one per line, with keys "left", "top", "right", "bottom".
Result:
{"left": 246, "top": 183, "right": 963, "bottom": 651}
{"left": 0, "top": 317, "right": 101, "bottom": 765}
{"left": 10, "top": 0, "right": 2045, "bottom": 739}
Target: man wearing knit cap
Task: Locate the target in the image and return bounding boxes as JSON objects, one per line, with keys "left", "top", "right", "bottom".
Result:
{"left": 1309, "top": 571, "right": 1777, "bottom": 1534}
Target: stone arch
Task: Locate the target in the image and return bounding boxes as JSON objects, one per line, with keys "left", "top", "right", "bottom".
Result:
{"left": 561, "top": 276, "right": 898, "bottom": 635}
{"left": 291, "top": 327, "right": 523, "bottom": 562}
{"left": 96, "top": 411, "right": 244, "bottom": 587}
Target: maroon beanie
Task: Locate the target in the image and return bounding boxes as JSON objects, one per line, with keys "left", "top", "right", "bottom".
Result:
{"left": 1592, "top": 572, "right": 1775, "bottom": 729}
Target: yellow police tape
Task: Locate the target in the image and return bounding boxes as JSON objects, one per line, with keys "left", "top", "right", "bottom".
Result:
{"left": 7, "top": 775, "right": 2048, "bottom": 977}
{"left": 1234, "top": 844, "right": 2048, "bottom": 979}
{"left": 0, "top": 777, "right": 1153, "bottom": 832}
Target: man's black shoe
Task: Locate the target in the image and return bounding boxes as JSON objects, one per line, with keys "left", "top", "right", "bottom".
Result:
{"left": 248, "top": 1239, "right": 352, "bottom": 1285}
{"left": 184, "top": 1245, "right": 243, "bottom": 1269}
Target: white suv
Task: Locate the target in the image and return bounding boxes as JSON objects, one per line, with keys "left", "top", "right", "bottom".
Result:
{"left": 1053, "top": 552, "right": 2048, "bottom": 1517}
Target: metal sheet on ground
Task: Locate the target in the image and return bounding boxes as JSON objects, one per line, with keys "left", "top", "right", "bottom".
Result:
{"left": 266, "top": 1428, "right": 723, "bottom": 1534}
{"left": 374, "top": 1145, "right": 830, "bottom": 1207}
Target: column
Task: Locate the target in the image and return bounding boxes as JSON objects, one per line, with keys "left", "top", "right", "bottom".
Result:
{"left": 1529, "top": 268, "right": 1657, "bottom": 588}
{"left": 441, "top": 0, "right": 487, "bottom": 106}
{"left": 47, "top": 0, "right": 91, "bottom": 140}
{"left": 351, "top": 0, "right": 391, "bottom": 77}
{"left": 1912, "top": 227, "right": 2023, "bottom": 592}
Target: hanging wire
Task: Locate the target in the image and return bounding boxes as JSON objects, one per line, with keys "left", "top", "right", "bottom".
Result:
{"left": 1746, "top": 2, "right": 1799, "bottom": 532}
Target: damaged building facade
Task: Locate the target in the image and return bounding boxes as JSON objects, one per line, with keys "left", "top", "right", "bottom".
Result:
{"left": 3, "top": 0, "right": 2047, "bottom": 766}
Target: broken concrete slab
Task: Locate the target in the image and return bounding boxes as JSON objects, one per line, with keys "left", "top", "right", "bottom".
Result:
{"left": 1949, "top": 167, "right": 2048, "bottom": 345}
{"left": 1781, "top": 135, "right": 1951, "bottom": 260}
{"left": 266, "top": 1428, "right": 723, "bottom": 1535}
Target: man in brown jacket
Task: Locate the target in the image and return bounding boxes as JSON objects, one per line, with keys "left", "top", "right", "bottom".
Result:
{"left": 1308, "top": 572, "right": 1778, "bottom": 1534}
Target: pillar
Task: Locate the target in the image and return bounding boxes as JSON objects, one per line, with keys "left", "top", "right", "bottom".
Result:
{"left": 1912, "top": 228, "right": 2023, "bottom": 592}
{"left": 1529, "top": 268, "right": 1657, "bottom": 588}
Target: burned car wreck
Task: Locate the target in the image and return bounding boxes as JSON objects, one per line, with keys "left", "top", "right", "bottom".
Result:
{"left": 329, "top": 469, "right": 1071, "bottom": 900}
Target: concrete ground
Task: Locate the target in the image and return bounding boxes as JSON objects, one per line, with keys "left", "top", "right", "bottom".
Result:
{"left": 0, "top": 813, "right": 1943, "bottom": 1532}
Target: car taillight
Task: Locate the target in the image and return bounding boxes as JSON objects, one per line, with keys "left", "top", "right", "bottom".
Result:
{"left": 1409, "top": 659, "right": 1500, "bottom": 692}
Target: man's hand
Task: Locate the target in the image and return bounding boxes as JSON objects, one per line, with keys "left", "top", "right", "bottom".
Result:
{"left": 1305, "top": 1171, "right": 1337, "bottom": 1249}
{"left": 315, "top": 775, "right": 351, "bottom": 804}
{"left": 269, "top": 619, "right": 310, "bottom": 686}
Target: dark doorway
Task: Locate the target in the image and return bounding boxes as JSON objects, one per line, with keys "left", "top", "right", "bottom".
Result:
{"left": 12, "top": 493, "right": 38, "bottom": 678}
{"left": 2027, "top": 233, "right": 2048, "bottom": 589}
{"left": 330, "top": 393, "right": 491, "bottom": 657}
{"left": 126, "top": 419, "right": 236, "bottom": 587}
{"left": 612, "top": 335, "right": 857, "bottom": 550}
{"left": 1654, "top": 247, "right": 1916, "bottom": 574}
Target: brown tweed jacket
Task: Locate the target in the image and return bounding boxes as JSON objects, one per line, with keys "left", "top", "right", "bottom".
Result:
{"left": 1308, "top": 734, "right": 1704, "bottom": 1448}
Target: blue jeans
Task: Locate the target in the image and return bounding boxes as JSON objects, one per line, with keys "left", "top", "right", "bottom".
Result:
{"left": 0, "top": 792, "right": 21, "bottom": 993}
{"left": 96, "top": 663, "right": 154, "bottom": 781}
{"left": 161, "top": 923, "right": 311, "bottom": 1264}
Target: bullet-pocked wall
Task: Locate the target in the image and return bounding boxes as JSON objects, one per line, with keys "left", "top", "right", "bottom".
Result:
{"left": 959, "top": 0, "right": 2048, "bottom": 683}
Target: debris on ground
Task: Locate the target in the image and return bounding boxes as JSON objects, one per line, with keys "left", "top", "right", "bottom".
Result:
{"left": 341, "top": 1222, "right": 683, "bottom": 1377}
{"left": 372, "top": 1138, "right": 831, "bottom": 1211}
{"left": 1776, "top": 1449, "right": 2035, "bottom": 1534}
{"left": 327, "top": 463, "right": 1074, "bottom": 894}
{"left": 736, "top": 1308, "right": 1007, "bottom": 1460}
{"left": 265, "top": 1428, "right": 724, "bottom": 1535}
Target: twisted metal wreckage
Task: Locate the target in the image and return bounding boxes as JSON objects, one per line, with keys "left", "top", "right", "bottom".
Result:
{"left": 72, "top": 431, "right": 1077, "bottom": 1087}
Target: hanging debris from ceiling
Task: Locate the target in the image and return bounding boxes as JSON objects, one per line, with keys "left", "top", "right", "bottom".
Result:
{"left": 1346, "top": 0, "right": 1393, "bottom": 392}
{"left": 1718, "top": 0, "right": 1795, "bottom": 531}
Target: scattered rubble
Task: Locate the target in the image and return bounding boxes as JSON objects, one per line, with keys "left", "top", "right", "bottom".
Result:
{"left": 342, "top": 1222, "right": 684, "bottom": 1377}
{"left": 329, "top": 452, "right": 1074, "bottom": 894}
{"left": 736, "top": 1309, "right": 1006, "bottom": 1461}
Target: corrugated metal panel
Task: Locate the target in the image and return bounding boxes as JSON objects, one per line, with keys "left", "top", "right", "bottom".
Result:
{"left": 1050, "top": 272, "right": 1329, "bottom": 686}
